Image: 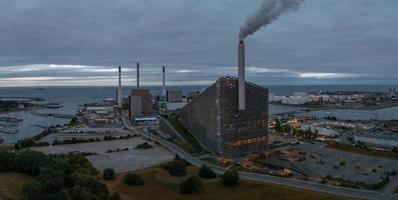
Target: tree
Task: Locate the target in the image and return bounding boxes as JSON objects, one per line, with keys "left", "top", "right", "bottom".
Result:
{"left": 14, "top": 138, "right": 35, "bottom": 149}
{"left": 0, "top": 151, "right": 14, "bottom": 172}
{"left": 103, "top": 168, "right": 116, "bottom": 180}
{"left": 221, "top": 169, "right": 239, "bottom": 187}
{"left": 36, "top": 167, "right": 65, "bottom": 193}
{"left": 164, "top": 160, "right": 187, "bottom": 176}
{"left": 108, "top": 192, "right": 122, "bottom": 200}
{"left": 198, "top": 165, "right": 216, "bottom": 179}
{"left": 2, "top": 151, "right": 114, "bottom": 200}
{"left": 69, "top": 173, "right": 109, "bottom": 200}
{"left": 124, "top": 173, "right": 144, "bottom": 185}
{"left": 69, "top": 117, "right": 79, "bottom": 127}
{"left": 179, "top": 176, "right": 202, "bottom": 194}
{"left": 275, "top": 118, "right": 282, "bottom": 132}
{"left": 22, "top": 181, "right": 44, "bottom": 200}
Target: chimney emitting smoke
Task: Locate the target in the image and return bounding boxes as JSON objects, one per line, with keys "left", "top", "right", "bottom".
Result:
{"left": 238, "top": 40, "right": 245, "bottom": 110}
{"left": 239, "top": 0, "right": 304, "bottom": 40}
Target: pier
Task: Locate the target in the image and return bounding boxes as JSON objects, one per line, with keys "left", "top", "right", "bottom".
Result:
{"left": 0, "top": 117, "right": 23, "bottom": 123}
{"left": 30, "top": 111, "right": 74, "bottom": 119}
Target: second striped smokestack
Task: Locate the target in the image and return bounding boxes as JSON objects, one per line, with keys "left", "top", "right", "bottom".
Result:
{"left": 117, "top": 66, "right": 122, "bottom": 107}
{"left": 238, "top": 40, "right": 245, "bottom": 110}
{"left": 136, "top": 62, "right": 140, "bottom": 88}
{"left": 162, "top": 66, "right": 166, "bottom": 96}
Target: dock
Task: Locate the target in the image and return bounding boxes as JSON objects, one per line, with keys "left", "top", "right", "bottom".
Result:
{"left": 30, "top": 111, "right": 74, "bottom": 119}
{"left": 0, "top": 117, "right": 23, "bottom": 123}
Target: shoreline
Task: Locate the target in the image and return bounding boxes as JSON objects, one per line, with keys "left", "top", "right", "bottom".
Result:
{"left": 270, "top": 102, "right": 398, "bottom": 111}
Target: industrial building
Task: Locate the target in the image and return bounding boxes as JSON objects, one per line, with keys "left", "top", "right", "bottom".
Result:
{"left": 180, "top": 40, "right": 268, "bottom": 157}
{"left": 129, "top": 89, "right": 153, "bottom": 117}
{"left": 164, "top": 90, "right": 186, "bottom": 110}
{"left": 354, "top": 126, "right": 398, "bottom": 149}
{"left": 167, "top": 90, "right": 183, "bottom": 102}
{"left": 354, "top": 133, "right": 398, "bottom": 149}
{"left": 186, "top": 91, "right": 200, "bottom": 101}
{"left": 180, "top": 76, "right": 269, "bottom": 157}
{"left": 128, "top": 62, "right": 153, "bottom": 117}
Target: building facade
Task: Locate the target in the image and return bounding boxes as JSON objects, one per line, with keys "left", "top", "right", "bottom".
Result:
{"left": 129, "top": 89, "right": 153, "bottom": 117}
{"left": 180, "top": 76, "right": 269, "bottom": 157}
{"left": 167, "top": 90, "right": 183, "bottom": 103}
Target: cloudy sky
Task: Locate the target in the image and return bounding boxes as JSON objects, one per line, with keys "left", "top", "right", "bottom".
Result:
{"left": 0, "top": 0, "right": 397, "bottom": 87}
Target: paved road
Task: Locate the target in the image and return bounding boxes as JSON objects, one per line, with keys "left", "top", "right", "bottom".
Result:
{"left": 385, "top": 177, "right": 398, "bottom": 195}
{"left": 122, "top": 118, "right": 397, "bottom": 200}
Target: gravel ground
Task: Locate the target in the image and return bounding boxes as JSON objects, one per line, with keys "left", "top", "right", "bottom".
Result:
{"left": 31, "top": 137, "right": 174, "bottom": 173}
{"left": 280, "top": 142, "right": 398, "bottom": 184}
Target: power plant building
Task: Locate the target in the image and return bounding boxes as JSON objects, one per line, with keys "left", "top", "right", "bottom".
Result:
{"left": 180, "top": 76, "right": 269, "bottom": 157}
{"left": 167, "top": 90, "right": 183, "bottom": 103}
{"left": 129, "top": 89, "right": 153, "bottom": 116}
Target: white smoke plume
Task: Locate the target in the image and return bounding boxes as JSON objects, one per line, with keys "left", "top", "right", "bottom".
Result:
{"left": 239, "top": 0, "right": 304, "bottom": 40}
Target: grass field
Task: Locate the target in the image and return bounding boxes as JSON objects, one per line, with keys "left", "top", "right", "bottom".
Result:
{"left": 326, "top": 143, "right": 398, "bottom": 160}
{"left": 0, "top": 173, "right": 33, "bottom": 200}
{"left": 108, "top": 166, "right": 352, "bottom": 200}
{"left": 0, "top": 144, "right": 13, "bottom": 152}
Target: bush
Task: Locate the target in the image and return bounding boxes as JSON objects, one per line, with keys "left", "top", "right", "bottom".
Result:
{"left": 103, "top": 168, "right": 116, "bottom": 180}
{"left": 221, "top": 169, "right": 239, "bottom": 187}
{"left": 174, "top": 154, "right": 190, "bottom": 166}
{"left": 0, "top": 151, "right": 114, "bottom": 200}
{"left": 108, "top": 192, "right": 122, "bottom": 200}
{"left": 180, "top": 176, "right": 202, "bottom": 194}
{"left": 134, "top": 142, "right": 153, "bottom": 149}
{"left": 339, "top": 159, "right": 346, "bottom": 166}
{"left": 124, "top": 173, "right": 144, "bottom": 185}
{"left": 198, "top": 165, "right": 216, "bottom": 179}
{"left": 164, "top": 160, "right": 187, "bottom": 176}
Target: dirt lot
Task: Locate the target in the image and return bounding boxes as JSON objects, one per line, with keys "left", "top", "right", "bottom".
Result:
{"left": 279, "top": 142, "right": 398, "bottom": 185}
{"left": 31, "top": 137, "right": 174, "bottom": 173}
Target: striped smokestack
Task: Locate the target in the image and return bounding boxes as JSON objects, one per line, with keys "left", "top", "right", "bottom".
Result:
{"left": 162, "top": 66, "right": 166, "bottom": 96}
{"left": 136, "top": 62, "right": 140, "bottom": 88}
{"left": 117, "top": 66, "right": 122, "bottom": 107}
{"left": 238, "top": 40, "right": 245, "bottom": 110}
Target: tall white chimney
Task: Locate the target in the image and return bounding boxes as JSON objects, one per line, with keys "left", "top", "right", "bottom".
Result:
{"left": 238, "top": 40, "right": 245, "bottom": 110}
{"left": 162, "top": 66, "right": 166, "bottom": 96}
{"left": 117, "top": 66, "right": 122, "bottom": 107}
{"left": 136, "top": 62, "right": 140, "bottom": 88}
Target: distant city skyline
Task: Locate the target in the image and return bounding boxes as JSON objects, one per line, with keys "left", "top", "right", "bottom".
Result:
{"left": 1, "top": 0, "right": 398, "bottom": 86}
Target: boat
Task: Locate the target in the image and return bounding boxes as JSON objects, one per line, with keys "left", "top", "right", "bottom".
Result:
{"left": 0, "top": 127, "right": 19, "bottom": 134}
{"left": 45, "top": 103, "right": 63, "bottom": 109}
{"left": 0, "top": 122, "right": 17, "bottom": 127}
{"left": 0, "top": 117, "right": 23, "bottom": 123}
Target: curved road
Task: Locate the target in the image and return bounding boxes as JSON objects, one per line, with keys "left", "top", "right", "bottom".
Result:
{"left": 122, "top": 118, "right": 397, "bottom": 200}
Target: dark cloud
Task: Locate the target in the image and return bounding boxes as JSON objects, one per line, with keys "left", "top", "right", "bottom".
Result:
{"left": 0, "top": 0, "right": 397, "bottom": 86}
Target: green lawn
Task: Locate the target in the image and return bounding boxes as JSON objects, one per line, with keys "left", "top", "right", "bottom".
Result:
{"left": 326, "top": 143, "right": 398, "bottom": 160}
{"left": 112, "top": 166, "right": 353, "bottom": 200}
{"left": 0, "top": 173, "right": 33, "bottom": 200}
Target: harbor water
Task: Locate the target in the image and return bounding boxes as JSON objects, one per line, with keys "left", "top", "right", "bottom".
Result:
{"left": 1, "top": 85, "right": 397, "bottom": 143}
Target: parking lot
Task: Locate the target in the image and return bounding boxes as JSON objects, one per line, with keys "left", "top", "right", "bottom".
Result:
{"left": 279, "top": 142, "right": 398, "bottom": 184}
{"left": 39, "top": 127, "right": 132, "bottom": 143}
